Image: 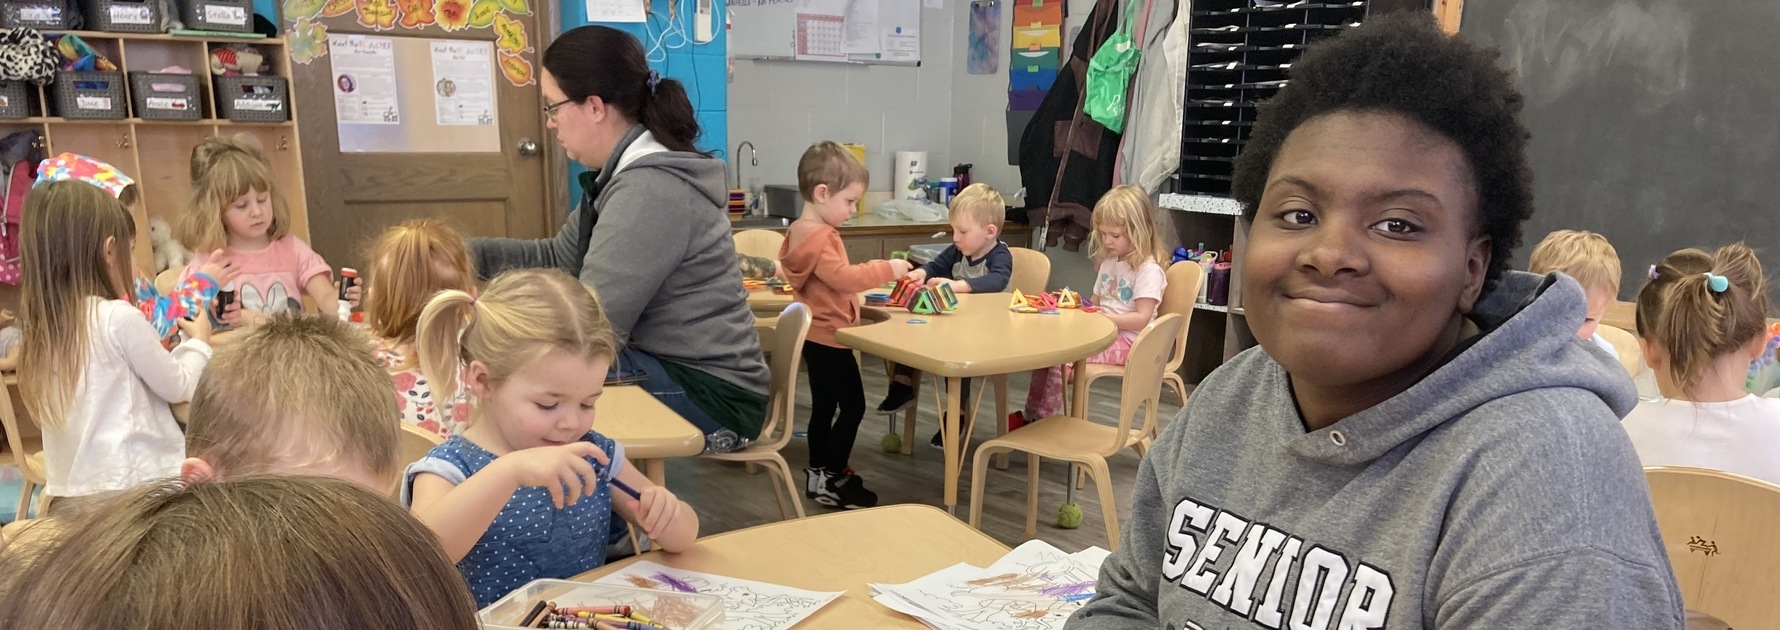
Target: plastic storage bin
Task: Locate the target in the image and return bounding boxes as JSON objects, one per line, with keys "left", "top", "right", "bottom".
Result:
{"left": 479, "top": 579, "right": 725, "bottom": 630}
{"left": 78, "top": 0, "right": 163, "bottom": 33}
{"left": 53, "top": 71, "right": 127, "bottom": 120}
{"left": 0, "top": 0, "right": 73, "bottom": 29}
{"left": 129, "top": 72, "right": 201, "bottom": 120}
{"left": 0, "top": 81, "right": 28, "bottom": 119}
{"left": 179, "top": 0, "right": 251, "bottom": 32}
{"left": 214, "top": 75, "right": 287, "bottom": 122}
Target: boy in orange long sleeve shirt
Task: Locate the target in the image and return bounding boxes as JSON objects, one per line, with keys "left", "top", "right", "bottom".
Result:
{"left": 778, "top": 142, "right": 913, "bottom": 509}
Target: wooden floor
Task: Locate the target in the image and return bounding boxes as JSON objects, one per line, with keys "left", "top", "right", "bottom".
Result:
{"left": 659, "top": 361, "right": 1185, "bottom": 553}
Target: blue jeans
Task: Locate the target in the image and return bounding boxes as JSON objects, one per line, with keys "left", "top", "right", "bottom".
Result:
{"left": 613, "top": 348, "right": 746, "bottom": 454}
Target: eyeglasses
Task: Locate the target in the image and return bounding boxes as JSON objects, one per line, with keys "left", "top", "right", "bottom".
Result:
{"left": 543, "top": 98, "right": 574, "bottom": 121}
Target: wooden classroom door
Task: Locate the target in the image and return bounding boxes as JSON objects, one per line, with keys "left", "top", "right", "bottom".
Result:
{"left": 284, "top": 0, "right": 556, "bottom": 269}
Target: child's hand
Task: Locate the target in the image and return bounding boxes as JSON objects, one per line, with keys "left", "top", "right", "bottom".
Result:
{"left": 620, "top": 485, "right": 688, "bottom": 542}
{"left": 887, "top": 258, "right": 914, "bottom": 276}
{"left": 905, "top": 268, "right": 928, "bottom": 284}
{"left": 499, "top": 441, "right": 611, "bottom": 509}
{"left": 0, "top": 309, "right": 15, "bottom": 328}
{"left": 219, "top": 302, "right": 268, "bottom": 328}
{"left": 177, "top": 314, "right": 213, "bottom": 344}
{"left": 338, "top": 282, "right": 362, "bottom": 309}
{"left": 197, "top": 250, "right": 240, "bottom": 289}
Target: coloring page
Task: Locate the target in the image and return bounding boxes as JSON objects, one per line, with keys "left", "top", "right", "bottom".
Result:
{"left": 593, "top": 561, "right": 842, "bottom": 630}
{"left": 870, "top": 541, "right": 1108, "bottom": 630}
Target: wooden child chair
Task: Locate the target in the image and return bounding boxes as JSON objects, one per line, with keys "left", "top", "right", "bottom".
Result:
{"left": 967, "top": 313, "right": 1184, "bottom": 550}
{"left": 702, "top": 302, "right": 812, "bottom": 520}
{"left": 1644, "top": 466, "right": 1780, "bottom": 629}
{"left": 394, "top": 423, "right": 445, "bottom": 498}
{"left": 1071, "top": 261, "right": 1204, "bottom": 421}
{"left": 732, "top": 229, "right": 785, "bottom": 261}
{"left": 0, "top": 371, "right": 44, "bottom": 519}
{"left": 1006, "top": 247, "right": 1050, "bottom": 296}
{"left": 1596, "top": 324, "right": 1643, "bottom": 378}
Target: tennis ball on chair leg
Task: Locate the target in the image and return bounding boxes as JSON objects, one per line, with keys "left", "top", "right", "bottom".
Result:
{"left": 1057, "top": 503, "right": 1084, "bottom": 529}
{"left": 881, "top": 433, "right": 903, "bottom": 453}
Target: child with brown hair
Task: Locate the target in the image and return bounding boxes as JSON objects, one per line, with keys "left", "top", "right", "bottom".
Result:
{"left": 1022, "top": 184, "right": 1168, "bottom": 422}
{"left": 406, "top": 268, "right": 698, "bottom": 607}
{"left": 779, "top": 141, "right": 913, "bottom": 510}
{"left": 1621, "top": 243, "right": 1780, "bottom": 485}
{"left": 180, "top": 312, "right": 402, "bottom": 492}
{"left": 364, "top": 219, "right": 478, "bottom": 438}
{"left": 879, "top": 182, "right": 1013, "bottom": 448}
{"left": 1527, "top": 229, "right": 1624, "bottom": 357}
{"left": 177, "top": 134, "right": 337, "bottom": 325}
{"left": 19, "top": 179, "right": 212, "bottom": 515}
{"left": 0, "top": 476, "right": 481, "bottom": 630}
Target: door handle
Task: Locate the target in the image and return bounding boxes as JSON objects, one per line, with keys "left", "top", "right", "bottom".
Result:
{"left": 518, "top": 138, "right": 541, "bottom": 156}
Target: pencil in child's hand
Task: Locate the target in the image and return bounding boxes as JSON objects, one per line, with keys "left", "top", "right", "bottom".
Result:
{"left": 610, "top": 476, "right": 643, "bottom": 500}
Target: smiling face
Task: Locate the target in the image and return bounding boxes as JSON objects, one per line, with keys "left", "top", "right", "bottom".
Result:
{"left": 1243, "top": 110, "right": 1491, "bottom": 397}
{"left": 466, "top": 349, "right": 611, "bottom": 454}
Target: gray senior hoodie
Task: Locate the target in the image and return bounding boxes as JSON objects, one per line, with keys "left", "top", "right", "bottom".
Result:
{"left": 1069, "top": 272, "right": 1683, "bottom": 629}
{"left": 471, "top": 126, "right": 769, "bottom": 397}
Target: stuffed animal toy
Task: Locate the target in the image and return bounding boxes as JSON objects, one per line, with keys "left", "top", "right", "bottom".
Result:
{"left": 209, "top": 46, "right": 265, "bottom": 76}
{"left": 149, "top": 217, "right": 189, "bottom": 274}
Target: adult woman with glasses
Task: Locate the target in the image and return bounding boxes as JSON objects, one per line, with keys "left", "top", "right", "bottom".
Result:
{"left": 468, "top": 25, "right": 768, "bottom": 455}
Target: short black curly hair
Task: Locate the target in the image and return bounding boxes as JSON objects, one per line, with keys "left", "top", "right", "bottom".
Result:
{"left": 1231, "top": 11, "right": 1533, "bottom": 293}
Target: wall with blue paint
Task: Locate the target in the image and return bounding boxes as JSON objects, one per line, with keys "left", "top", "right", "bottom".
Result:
{"left": 561, "top": 0, "right": 729, "bottom": 207}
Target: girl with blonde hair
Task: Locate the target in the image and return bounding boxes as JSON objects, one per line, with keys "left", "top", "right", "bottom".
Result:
{"left": 404, "top": 268, "right": 698, "bottom": 606}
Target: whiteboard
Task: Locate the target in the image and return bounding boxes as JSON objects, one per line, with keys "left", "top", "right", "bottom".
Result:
{"left": 728, "top": 0, "right": 921, "bottom": 65}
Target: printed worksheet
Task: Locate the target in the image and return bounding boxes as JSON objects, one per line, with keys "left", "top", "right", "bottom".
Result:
{"left": 593, "top": 561, "right": 843, "bottom": 630}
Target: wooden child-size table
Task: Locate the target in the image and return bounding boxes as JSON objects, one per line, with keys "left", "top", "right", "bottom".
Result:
{"left": 574, "top": 504, "right": 1011, "bottom": 628}
{"left": 836, "top": 293, "right": 1117, "bottom": 513}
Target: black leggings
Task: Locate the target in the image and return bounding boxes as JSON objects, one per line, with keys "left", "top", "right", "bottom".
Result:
{"left": 804, "top": 341, "right": 864, "bottom": 473}
{"left": 890, "top": 364, "right": 972, "bottom": 405}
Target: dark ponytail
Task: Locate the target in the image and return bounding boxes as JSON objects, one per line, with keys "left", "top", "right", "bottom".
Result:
{"left": 1635, "top": 242, "right": 1770, "bottom": 399}
{"left": 543, "top": 25, "right": 701, "bottom": 153}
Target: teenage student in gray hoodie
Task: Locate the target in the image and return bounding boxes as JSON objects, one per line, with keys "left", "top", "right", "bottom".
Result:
{"left": 1070, "top": 14, "right": 1683, "bottom": 629}
{"left": 467, "top": 26, "right": 769, "bottom": 454}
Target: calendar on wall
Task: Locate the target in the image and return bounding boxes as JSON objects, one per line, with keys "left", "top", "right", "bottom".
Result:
{"left": 795, "top": 11, "right": 846, "bottom": 61}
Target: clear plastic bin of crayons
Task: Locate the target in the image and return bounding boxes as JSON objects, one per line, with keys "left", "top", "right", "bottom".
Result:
{"left": 480, "top": 579, "right": 726, "bottom": 629}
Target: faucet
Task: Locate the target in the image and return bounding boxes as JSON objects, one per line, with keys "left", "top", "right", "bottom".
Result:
{"left": 734, "top": 141, "right": 758, "bottom": 190}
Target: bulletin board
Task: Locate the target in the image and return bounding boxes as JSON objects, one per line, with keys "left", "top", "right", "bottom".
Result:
{"left": 332, "top": 35, "right": 503, "bottom": 153}
{"left": 729, "top": 0, "right": 922, "bottom": 65}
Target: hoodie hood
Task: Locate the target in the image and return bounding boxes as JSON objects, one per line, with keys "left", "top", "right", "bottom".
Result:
{"left": 1285, "top": 270, "right": 1638, "bottom": 466}
{"left": 607, "top": 128, "right": 727, "bottom": 209}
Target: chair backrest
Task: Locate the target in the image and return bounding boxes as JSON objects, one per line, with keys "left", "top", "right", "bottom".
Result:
{"left": 733, "top": 229, "right": 786, "bottom": 260}
{"left": 1596, "top": 324, "right": 1643, "bottom": 378}
{"left": 758, "top": 303, "right": 813, "bottom": 450}
{"left": 399, "top": 423, "right": 444, "bottom": 472}
{"left": 154, "top": 267, "right": 180, "bottom": 295}
{"left": 1105, "top": 313, "right": 1185, "bottom": 454}
{"left": 0, "top": 374, "right": 41, "bottom": 481}
{"left": 1155, "top": 262, "right": 1207, "bottom": 372}
{"left": 1645, "top": 466, "right": 1780, "bottom": 626}
{"left": 1007, "top": 246, "right": 1052, "bottom": 295}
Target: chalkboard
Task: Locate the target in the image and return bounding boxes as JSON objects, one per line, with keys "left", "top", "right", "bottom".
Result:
{"left": 1461, "top": 0, "right": 1780, "bottom": 301}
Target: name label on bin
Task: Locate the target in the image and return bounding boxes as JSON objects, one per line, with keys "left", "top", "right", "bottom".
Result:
{"left": 110, "top": 4, "right": 152, "bottom": 24}
{"left": 20, "top": 6, "right": 61, "bottom": 22}
{"left": 147, "top": 97, "right": 189, "bottom": 111}
{"left": 234, "top": 98, "right": 282, "bottom": 112}
{"left": 205, "top": 4, "right": 246, "bottom": 24}
{"left": 77, "top": 95, "right": 112, "bottom": 110}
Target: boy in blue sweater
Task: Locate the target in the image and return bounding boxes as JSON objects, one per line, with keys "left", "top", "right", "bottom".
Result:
{"left": 878, "top": 183, "right": 1013, "bottom": 447}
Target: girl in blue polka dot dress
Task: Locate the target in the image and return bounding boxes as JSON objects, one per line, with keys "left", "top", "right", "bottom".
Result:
{"left": 400, "top": 269, "right": 700, "bottom": 607}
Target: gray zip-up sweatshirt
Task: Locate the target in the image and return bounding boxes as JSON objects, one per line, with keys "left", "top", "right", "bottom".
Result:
{"left": 1070, "top": 272, "right": 1683, "bottom": 629}
{"left": 470, "top": 127, "right": 770, "bottom": 396}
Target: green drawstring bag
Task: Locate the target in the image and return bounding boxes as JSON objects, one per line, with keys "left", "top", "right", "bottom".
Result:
{"left": 1084, "top": 0, "right": 1141, "bottom": 133}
